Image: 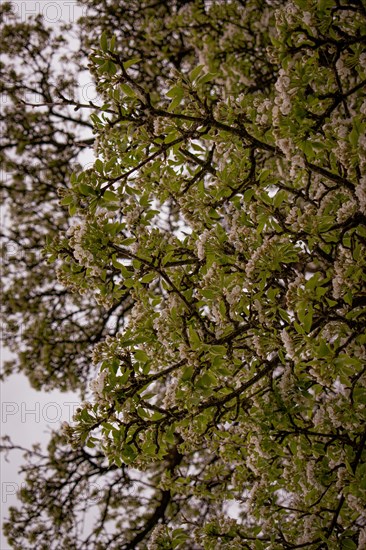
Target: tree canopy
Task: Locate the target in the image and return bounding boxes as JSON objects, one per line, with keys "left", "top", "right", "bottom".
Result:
{"left": 1, "top": 0, "right": 366, "bottom": 548}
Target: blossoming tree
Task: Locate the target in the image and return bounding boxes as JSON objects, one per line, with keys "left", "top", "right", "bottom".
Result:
{"left": 1, "top": 0, "right": 366, "bottom": 548}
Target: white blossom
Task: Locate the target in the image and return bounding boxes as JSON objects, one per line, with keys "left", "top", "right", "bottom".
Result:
{"left": 336, "top": 199, "right": 356, "bottom": 223}
{"left": 355, "top": 176, "right": 366, "bottom": 214}
{"left": 280, "top": 329, "right": 295, "bottom": 359}
{"left": 90, "top": 369, "right": 108, "bottom": 402}
{"left": 358, "top": 527, "right": 366, "bottom": 550}
{"left": 196, "top": 229, "right": 211, "bottom": 260}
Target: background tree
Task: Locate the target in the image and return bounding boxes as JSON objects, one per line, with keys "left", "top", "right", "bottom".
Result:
{"left": 1, "top": 0, "right": 366, "bottom": 548}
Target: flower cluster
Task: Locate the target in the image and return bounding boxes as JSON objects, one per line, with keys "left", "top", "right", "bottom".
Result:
{"left": 90, "top": 369, "right": 109, "bottom": 403}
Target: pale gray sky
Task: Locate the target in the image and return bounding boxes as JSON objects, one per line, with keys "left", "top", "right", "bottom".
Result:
{"left": 0, "top": 359, "right": 80, "bottom": 549}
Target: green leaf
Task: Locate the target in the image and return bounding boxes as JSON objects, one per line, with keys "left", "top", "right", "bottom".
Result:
{"left": 100, "top": 60, "right": 117, "bottom": 75}
{"left": 196, "top": 72, "right": 217, "bottom": 85}
{"left": 200, "top": 289, "right": 216, "bottom": 299}
{"left": 317, "top": 339, "right": 331, "bottom": 357}
{"left": 172, "top": 528, "right": 188, "bottom": 548}
{"left": 123, "top": 57, "right": 141, "bottom": 70}
{"left": 188, "top": 325, "right": 201, "bottom": 349}
{"left": 303, "top": 305, "right": 313, "bottom": 333}
{"left": 197, "top": 372, "right": 217, "bottom": 388}
{"left": 164, "top": 132, "right": 179, "bottom": 144}
{"left": 166, "top": 85, "right": 184, "bottom": 99}
{"left": 121, "top": 444, "right": 137, "bottom": 464}
{"left": 100, "top": 31, "right": 108, "bottom": 52}
{"left": 294, "top": 321, "right": 305, "bottom": 334}
{"left": 279, "top": 308, "right": 290, "bottom": 322}
{"left": 189, "top": 65, "right": 205, "bottom": 82}
{"left": 120, "top": 83, "right": 135, "bottom": 97}
{"left": 103, "top": 190, "right": 119, "bottom": 201}
{"left": 69, "top": 203, "right": 77, "bottom": 216}
{"left": 60, "top": 195, "right": 73, "bottom": 206}
{"left": 273, "top": 189, "right": 287, "bottom": 208}
{"left": 119, "top": 237, "right": 135, "bottom": 246}
{"left": 141, "top": 272, "right": 156, "bottom": 284}
{"left": 109, "top": 35, "right": 116, "bottom": 52}
{"left": 94, "top": 159, "right": 104, "bottom": 173}
{"left": 78, "top": 183, "right": 95, "bottom": 196}
{"left": 340, "top": 540, "right": 357, "bottom": 550}
{"left": 210, "top": 345, "right": 226, "bottom": 356}
{"left": 334, "top": 355, "right": 361, "bottom": 369}
{"left": 136, "top": 406, "right": 149, "bottom": 419}
{"left": 134, "top": 349, "right": 149, "bottom": 362}
{"left": 208, "top": 208, "right": 220, "bottom": 219}
{"left": 181, "top": 366, "right": 193, "bottom": 381}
